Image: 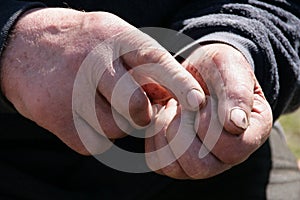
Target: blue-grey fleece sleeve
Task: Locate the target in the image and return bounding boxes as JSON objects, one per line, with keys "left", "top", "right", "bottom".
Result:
{"left": 0, "top": 1, "right": 45, "bottom": 113}
{"left": 172, "top": 0, "right": 300, "bottom": 120}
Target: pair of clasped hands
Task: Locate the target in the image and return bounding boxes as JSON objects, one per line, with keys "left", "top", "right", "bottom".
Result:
{"left": 1, "top": 8, "right": 273, "bottom": 179}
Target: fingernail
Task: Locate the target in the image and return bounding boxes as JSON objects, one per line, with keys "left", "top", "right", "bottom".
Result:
{"left": 167, "top": 98, "right": 178, "bottom": 107}
{"left": 194, "top": 111, "right": 200, "bottom": 133}
{"left": 187, "top": 89, "right": 204, "bottom": 110}
{"left": 151, "top": 104, "right": 158, "bottom": 117}
{"left": 230, "top": 108, "right": 249, "bottom": 130}
{"left": 151, "top": 104, "right": 163, "bottom": 117}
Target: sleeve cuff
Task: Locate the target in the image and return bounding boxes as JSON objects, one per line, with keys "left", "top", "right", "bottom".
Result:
{"left": 193, "top": 32, "right": 257, "bottom": 70}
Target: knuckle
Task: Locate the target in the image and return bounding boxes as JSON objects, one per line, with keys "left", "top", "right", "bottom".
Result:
{"left": 225, "top": 87, "right": 254, "bottom": 112}
{"left": 138, "top": 48, "right": 169, "bottom": 65}
{"left": 138, "top": 49, "right": 157, "bottom": 64}
{"left": 83, "top": 12, "right": 129, "bottom": 36}
{"left": 227, "top": 85, "right": 253, "bottom": 102}
{"left": 138, "top": 49, "right": 155, "bottom": 63}
{"left": 84, "top": 11, "right": 119, "bottom": 24}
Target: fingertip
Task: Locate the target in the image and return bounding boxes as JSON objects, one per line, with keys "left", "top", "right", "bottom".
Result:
{"left": 229, "top": 107, "right": 249, "bottom": 131}
{"left": 186, "top": 89, "right": 205, "bottom": 111}
{"left": 218, "top": 95, "right": 252, "bottom": 135}
{"left": 166, "top": 98, "right": 178, "bottom": 108}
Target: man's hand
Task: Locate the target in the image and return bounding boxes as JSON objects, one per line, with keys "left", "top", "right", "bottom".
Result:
{"left": 145, "top": 43, "right": 273, "bottom": 179}
{"left": 0, "top": 8, "right": 205, "bottom": 155}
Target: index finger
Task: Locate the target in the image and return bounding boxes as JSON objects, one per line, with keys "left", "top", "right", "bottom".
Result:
{"left": 119, "top": 29, "right": 205, "bottom": 111}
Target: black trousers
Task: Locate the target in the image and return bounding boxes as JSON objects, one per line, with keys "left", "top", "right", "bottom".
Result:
{"left": 0, "top": 115, "right": 299, "bottom": 200}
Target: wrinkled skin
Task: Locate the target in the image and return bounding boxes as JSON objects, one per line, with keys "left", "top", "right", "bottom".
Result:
{"left": 1, "top": 8, "right": 204, "bottom": 155}
{"left": 1, "top": 8, "right": 273, "bottom": 179}
{"left": 145, "top": 44, "right": 273, "bottom": 179}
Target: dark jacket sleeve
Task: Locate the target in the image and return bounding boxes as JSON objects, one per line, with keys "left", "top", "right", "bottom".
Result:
{"left": 0, "top": 1, "right": 45, "bottom": 113}
{"left": 171, "top": 0, "right": 300, "bottom": 121}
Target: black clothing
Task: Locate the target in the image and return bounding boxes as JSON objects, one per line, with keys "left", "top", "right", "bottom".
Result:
{"left": 0, "top": 0, "right": 300, "bottom": 199}
{"left": 1, "top": 114, "right": 299, "bottom": 199}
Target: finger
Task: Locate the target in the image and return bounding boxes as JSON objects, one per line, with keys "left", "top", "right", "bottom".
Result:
{"left": 185, "top": 44, "right": 255, "bottom": 134}
{"left": 152, "top": 99, "right": 189, "bottom": 179}
{"left": 145, "top": 100, "right": 188, "bottom": 179}
{"left": 97, "top": 58, "right": 154, "bottom": 128}
{"left": 145, "top": 103, "right": 169, "bottom": 175}
{"left": 213, "top": 48, "right": 254, "bottom": 134}
{"left": 78, "top": 41, "right": 154, "bottom": 128}
{"left": 128, "top": 71, "right": 172, "bottom": 105}
{"left": 196, "top": 96, "right": 272, "bottom": 165}
{"left": 73, "top": 64, "right": 119, "bottom": 155}
{"left": 71, "top": 98, "right": 122, "bottom": 155}
{"left": 142, "top": 82, "right": 171, "bottom": 105}
{"left": 145, "top": 134, "right": 165, "bottom": 176}
{"left": 166, "top": 108, "right": 230, "bottom": 179}
{"left": 94, "top": 93, "right": 132, "bottom": 139}
{"left": 71, "top": 113, "right": 114, "bottom": 155}
{"left": 119, "top": 29, "right": 205, "bottom": 111}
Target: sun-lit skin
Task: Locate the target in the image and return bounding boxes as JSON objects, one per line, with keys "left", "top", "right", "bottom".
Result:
{"left": 1, "top": 8, "right": 273, "bottom": 179}
{"left": 1, "top": 8, "right": 204, "bottom": 154}
{"left": 145, "top": 44, "right": 273, "bottom": 179}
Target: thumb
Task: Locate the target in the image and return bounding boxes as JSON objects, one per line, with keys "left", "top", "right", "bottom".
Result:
{"left": 184, "top": 43, "right": 254, "bottom": 134}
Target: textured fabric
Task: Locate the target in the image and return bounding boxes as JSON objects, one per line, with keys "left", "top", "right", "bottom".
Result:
{"left": 171, "top": 0, "right": 300, "bottom": 120}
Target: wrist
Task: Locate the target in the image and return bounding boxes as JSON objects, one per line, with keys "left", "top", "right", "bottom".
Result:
{"left": 0, "top": 2, "right": 46, "bottom": 113}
